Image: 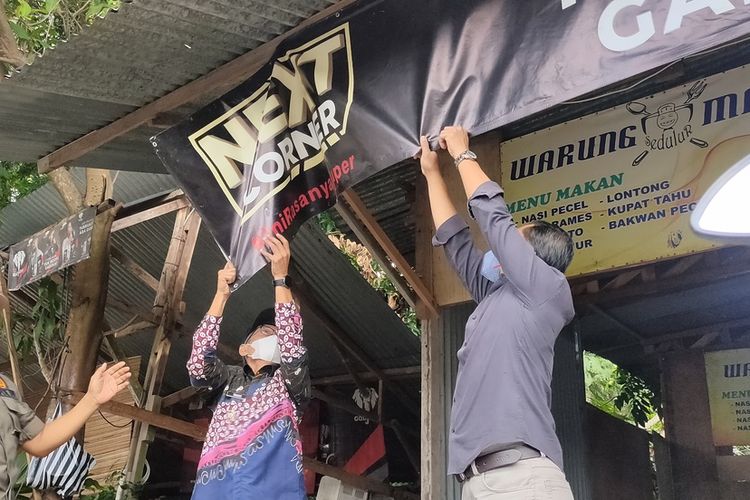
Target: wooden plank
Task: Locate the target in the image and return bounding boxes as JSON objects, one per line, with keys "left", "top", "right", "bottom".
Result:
{"left": 414, "top": 171, "right": 436, "bottom": 320}
{"left": 103, "top": 319, "right": 154, "bottom": 338}
{"left": 587, "top": 304, "right": 645, "bottom": 343}
{"left": 111, "top": 197, "right": 189, "bottom": 233}
{"left": 334, "top": 201, "right": 418, "bottom": 310}
{"left": 575, "top": 258, "right": 750, "bottom": 307}
{"left": 662, "top": 254, "right": 703, "bottom": 279}
{"left": 601, "top": 270, "right": 641, "bottom": 291}
{"left": 420, "top": 316, "right": 447, "bottom": 499}
{"left": 341, "top": 189, "right": 438, "bottom": 319}
{"left": 125, "top": 209, "right": 201, "bottom": 483}
{"left": 161, "top": 386, "right": 201, "bottom": 408}
{"left": 292, "top": 282, "right": 419, "bottom": 419}
{"left": 84, "top": 357, "right": 140, "bottom": 484}
{"left": 0, "top": 266, "right": 23, "bottom": 398}
{"left": 426, "top": 134, "right": 502, "bottom": 307}
{"left": 37, "top": 0, "right": 359, "bottom": 173}
{"left": 302, "top": 457, "right": 393, "bottom": 496}
{"left": 101, "top": 339, "right": 145, "bottom": 405}
{"left": 312, "top": 366, "right": 420, "bottom": 386}
{"left": 66, "top": 391, "right": 205, "bottom": 441}
{"left": 111, "top": 246, "right": 160, "bottom": 292}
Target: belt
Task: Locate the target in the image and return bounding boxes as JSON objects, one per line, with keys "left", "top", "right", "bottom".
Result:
{"left": 456, "top": 445, "right": 542, "bottom": 483}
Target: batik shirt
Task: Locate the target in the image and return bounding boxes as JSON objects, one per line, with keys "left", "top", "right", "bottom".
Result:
{"left": 187, "top": 302, "right": 311, "bottom": 499}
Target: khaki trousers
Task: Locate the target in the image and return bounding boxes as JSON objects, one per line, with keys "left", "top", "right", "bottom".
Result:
{"left": 461, "top": 457, "right": 574, "bottom": 500}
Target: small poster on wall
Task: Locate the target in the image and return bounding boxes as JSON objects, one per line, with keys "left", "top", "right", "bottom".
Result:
{"left": 7, "top": 207, "right": 96, "bottom": 291}
{"left": 705, "top": 348, "right": 750, "bottom": 446}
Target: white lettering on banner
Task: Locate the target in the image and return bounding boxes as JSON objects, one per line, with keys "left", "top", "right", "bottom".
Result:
{"left": 664, "top": 0, "right": 735, "bottom": 34}
{"left": 597, "top": 0, "right": 747, "bottom": 52}
{"left": 187, "top": 24, "right": 354, "bottom": 221}
{"left": 599, "top": 0, "right": 655, "bottom": 52}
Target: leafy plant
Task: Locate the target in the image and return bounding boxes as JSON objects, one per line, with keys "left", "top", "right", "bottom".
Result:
{"left": 0, "top": 162, "right": 47, "bottom": 210}
{"left": 79, "top": 471, "right": 143, "bottom": 500}
{"left": 584, "top": 351, "right": 662, "bottom": 431}
{"left": 3, "top": 0, "right": 120, "bottom": 74}
{"left": 15, "top": 277, "right": 65, "bottom": 384}
{"left": 317, "top": 212, "right": 420, "bottom": 336}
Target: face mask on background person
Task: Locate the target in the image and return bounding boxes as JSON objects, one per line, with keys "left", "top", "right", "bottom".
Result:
{"left": 250, "top": 335, "right": 281, "bottom": 364}
{"left": 481, "top": 251, "right": 503, "bottom": 283}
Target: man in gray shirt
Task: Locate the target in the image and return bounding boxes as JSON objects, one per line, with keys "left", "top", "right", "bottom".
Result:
{"left": 419, "top": 126, "right": 576, "bottom": 499}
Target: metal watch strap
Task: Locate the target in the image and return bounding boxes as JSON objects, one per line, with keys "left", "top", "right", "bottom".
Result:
{"left": 454, "top": 149, "right": 477, "bottom": 168}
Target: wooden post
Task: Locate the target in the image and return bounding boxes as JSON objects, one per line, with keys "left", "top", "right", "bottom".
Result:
{"left": 420, "top": 317, "right": 447, "bottom": 500}
{"left": 58, "top": 203, "right": 120, "bottom": 432}
{"left": 662, "top": 350, "right": 719, "bottom": 500}
{"left": 124, "top": 208, "right": 201, "bottom": 485}
{"left": 0, "top": 265, "right": 23, "bottom": 397}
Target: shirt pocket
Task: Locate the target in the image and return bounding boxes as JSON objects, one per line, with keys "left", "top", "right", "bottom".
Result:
{"left": 1, "top": 398, "right": 43, "bottom": 441}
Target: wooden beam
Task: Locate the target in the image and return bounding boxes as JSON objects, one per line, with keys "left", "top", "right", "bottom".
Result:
{"left": 111, "top": 246, "right": 160, "bottom": 292}
{"left": 327, "top": 335, "right": 369, "bottom": 394}
{"left": 334, "top": 201, "right": 418, "bottom": 310}
{"left": 587, "top": 304, "right": 645, "bottom": 343}
{"left": 0, "top": 265, "right": 23, "bottom": 398}
{"left": 100, "top": 336, "right": 145, "bottom": 405}
{"left": 421, "top": 317, "right": 447, "bottom": 499}
{"left": 575, "top": 258, "right": 750, "bottom": 307}
{"left": 341, "top": 190, "right": 439, "bottom": 319}
{"left": 311, "top": 366, "right": 420, "bottom": 386}
{"left": 37, "top": 0, "right": 359, "bottom": 173}
{"left": 643, "top": 317, "right": 750, "bottom": 346}
{"left": 599, "top": 317, "right": 750, "bottom": 355}
{"left": 125, "top": 208, "right": 201, "bottom": 483}
{"left": 161, "top": 386, "right": 201, "bottom": 408}
{"left": 662, "top": 254, "right": 703, "bottom": 279}
{"left": 292, "top": 282, "right": 419, "bottom": 419}
{"left": 600, "top": 270, "right": 641, "bottom": 291}
{"left": 111, "top": 197, "right": 189, "bottom": 233}
{"left": 302, "top": 457, "right": 393, "bottom": 496}
{"left": 103, "top": 318, "right": 154, "bottom": 338}
{"left": 64, "top": 391, "right": 205, "bottom": 441}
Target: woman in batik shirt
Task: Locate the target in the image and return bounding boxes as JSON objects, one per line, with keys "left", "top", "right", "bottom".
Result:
{"left": 187, "top": 234, "right": 310, "bottom": 499}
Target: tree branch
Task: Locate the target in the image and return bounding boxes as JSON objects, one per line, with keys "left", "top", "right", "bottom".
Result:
{"left": 49, "top": 167, "right": 83, "bottom": 213}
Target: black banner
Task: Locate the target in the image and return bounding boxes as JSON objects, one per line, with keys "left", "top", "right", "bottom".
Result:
{"left": 8, "top": 207, "right": 95, "bottom": 290}
{"left": 153, "top": 0, "right": 750, "bottom": 287}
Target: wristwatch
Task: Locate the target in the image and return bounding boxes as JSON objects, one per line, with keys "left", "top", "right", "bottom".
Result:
{"left": 273, "top": 276, "right": 290, "bottom": 288}
{"left": 454, "top": 149, "right": 478, "bottom": 168}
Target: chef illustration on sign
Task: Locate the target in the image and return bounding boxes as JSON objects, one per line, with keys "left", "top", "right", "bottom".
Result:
{"left": 628, "top": 80, "right": 709, "bottom": 166}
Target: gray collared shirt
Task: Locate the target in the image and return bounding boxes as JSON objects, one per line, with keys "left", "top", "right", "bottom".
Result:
{"left": 432, "top": 181, "right": 575, "bottom": 475}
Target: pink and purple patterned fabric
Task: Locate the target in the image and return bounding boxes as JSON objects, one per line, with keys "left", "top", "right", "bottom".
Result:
{"left": 187, "top": 303, "right": 310, "bottom": 499}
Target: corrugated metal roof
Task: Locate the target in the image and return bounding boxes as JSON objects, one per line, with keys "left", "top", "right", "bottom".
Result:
{"left": 0, "top": 0, "right": 338, "bottom": 170}
{"left": 0, "top": 169, "right": 420, "bottom": 395}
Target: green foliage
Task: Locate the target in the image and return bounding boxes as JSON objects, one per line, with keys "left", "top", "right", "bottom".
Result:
{"left": 3, "top": 0, "right": 120, "bottom": 72}
{"left": 584, "top": 351, "right": 661, "bottom": 431}
{"left": 0, "top": 162, "right": 47, "bottom": 210}
{"left": 316, "top": 212, "right": 421, "bottom": 336}
{"left": 15, "top": 277, "right": 64, "bottom": 358}
{"left": 79, "top": 471, "right": 143, "bottom": 500}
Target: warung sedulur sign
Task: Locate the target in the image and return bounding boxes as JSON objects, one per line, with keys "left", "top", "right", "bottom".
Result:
{"left": 500, "top": 63, "right": 750, "bottom": 277}
{"left": 153, "top": 0, "right": 750, "bottom": 288}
